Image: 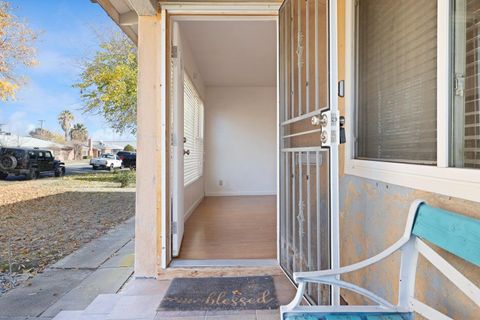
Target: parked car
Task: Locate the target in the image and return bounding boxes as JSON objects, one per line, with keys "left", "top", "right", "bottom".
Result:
{"left": 0, "top": 147, "right": 65, "bottom": 180}
{"left": 116, "top": 151, "right": 136, "bottom": 170}
{"left": 89, "top": 153, "right": 123, "bottom": 171}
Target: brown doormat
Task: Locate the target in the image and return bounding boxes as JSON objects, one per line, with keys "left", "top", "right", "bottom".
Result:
{"left": 159, "top": 276, "right": 279, "bottom": 311}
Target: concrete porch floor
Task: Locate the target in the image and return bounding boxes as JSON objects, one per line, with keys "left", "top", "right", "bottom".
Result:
{"left": 53, "top": 271, "right": 295, "bottom": 320}
{"left": 0, "top": 213, "right": 296, "bottom": 320}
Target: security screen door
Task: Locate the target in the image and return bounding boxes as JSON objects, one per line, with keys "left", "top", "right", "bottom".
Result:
{"left": 278, "top": 0, "right": 340, "bottom": 305}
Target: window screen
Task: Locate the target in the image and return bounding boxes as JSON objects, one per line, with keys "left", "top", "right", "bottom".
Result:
{"left": 356, "top": 0, "right": 438, "bottom": 164}
{"left": 452, "top": 0, "right": 480, "bottom": 168}
{"left": 184, "top": 74, "right": 204, "bottom": 186}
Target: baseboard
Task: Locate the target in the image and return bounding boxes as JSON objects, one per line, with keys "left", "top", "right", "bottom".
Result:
{"left": 184, "top": 195, "right": 204, "bottom": 221}
{"left": 205, "top": 191, "right": 276, "bottom": 197}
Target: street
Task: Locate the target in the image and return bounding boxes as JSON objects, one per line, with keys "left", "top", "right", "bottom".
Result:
{"left": 0, "top": 160, "right": 130, "bottom": 182}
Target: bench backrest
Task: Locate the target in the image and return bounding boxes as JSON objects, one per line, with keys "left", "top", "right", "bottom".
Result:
{"left": 411, "top": 203, "right": 480, "bottom": 266}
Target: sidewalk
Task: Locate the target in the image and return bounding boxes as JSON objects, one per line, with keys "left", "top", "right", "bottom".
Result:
{"left": 0, "top": 217, "right": 135, "bottom": 320}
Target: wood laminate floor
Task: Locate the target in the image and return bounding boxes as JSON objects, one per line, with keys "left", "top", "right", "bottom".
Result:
{"left": 177, "top": 195, "right": 277, "bottom": 260}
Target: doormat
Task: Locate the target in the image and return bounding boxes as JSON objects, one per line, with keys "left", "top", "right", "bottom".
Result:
{"left": 159, "top": 276, "right": 279, "bottom": 311}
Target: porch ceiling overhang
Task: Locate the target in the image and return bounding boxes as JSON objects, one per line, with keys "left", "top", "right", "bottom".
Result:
{"left": 92, "top": 0, "right": 282, "bottom": 44}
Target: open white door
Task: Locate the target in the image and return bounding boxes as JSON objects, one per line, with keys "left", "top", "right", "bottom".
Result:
{"left": 278, "top": 0, "right": 340, "bottom": 305}
{"left": 170, "top": 21, "right": 185, "bottom": 257}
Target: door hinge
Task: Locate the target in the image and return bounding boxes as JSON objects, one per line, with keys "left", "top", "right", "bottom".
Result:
{"left": 171, "top": 45, "right": 178, "bottom": 58}
{"left": 172, "top": 221, "right": 177, "bottom": 235}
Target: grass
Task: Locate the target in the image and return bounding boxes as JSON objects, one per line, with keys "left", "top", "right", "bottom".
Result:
{"left": 69, "top": 170, "right": 136, "bottom": 187}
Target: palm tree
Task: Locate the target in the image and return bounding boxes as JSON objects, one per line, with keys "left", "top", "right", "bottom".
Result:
{"left": 69, "top": 123, "right": 89, "bottom": 160}
{"left": 70, "top": 123, "right": 88, "bottom": 142}
{"left": 58, "top": 110, "right": 74, "bottom": 141}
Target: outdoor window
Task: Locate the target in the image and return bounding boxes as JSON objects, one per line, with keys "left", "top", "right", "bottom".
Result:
{"left": 346, "top": 0, "right": 480, "bottom": 201}
{"left": 452, "top": 0, "right": 480, "bottom": 168}
{"left": 183, "top": 73, "right": 204, "bottom": 186}
{"left": 355, "top": 0, "right": 438, "bottom": 164}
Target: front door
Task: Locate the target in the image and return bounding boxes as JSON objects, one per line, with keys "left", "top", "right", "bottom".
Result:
{"left": 278, "top": 0, "right": 340, "bottom": 305}
{"left": 170, "top": 21, "right": 185, "bottom": 257}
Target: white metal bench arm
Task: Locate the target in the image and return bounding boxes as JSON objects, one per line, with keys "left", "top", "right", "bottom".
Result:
{"left": 281, "top": 199, "right": 480, "bottom": 320}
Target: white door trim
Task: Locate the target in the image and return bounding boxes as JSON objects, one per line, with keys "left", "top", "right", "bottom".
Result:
{"left": 160, "top": 2, "right": 281, "bottom": 15}
{"left": 160, "top": 8, "right": 168, "bottom": 269}
{"left": 328, "top": 0, "right": 340, "bottom": 306}
{"left": 163, "top": 10, "right": 280, "bottom": 269}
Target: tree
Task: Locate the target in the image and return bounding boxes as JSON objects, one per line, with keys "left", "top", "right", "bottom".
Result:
{"left": 58, "top": 110, "right": 74, "bottom": 141}
{"left": 0, "top": 1, "right": 38, "bottom": 101}
{"left": 29, "top": 128, "right": 65, "bottom": 144}
{"left": 69, "top": 123, "right": 88, "bottom": 159}
{"left": 74, "top": 31, "right": 137, "bottom": 134}
{"left": 124, "top": 144, "right": 135, "bottom": 152}
{"left": 70, "top": 123, "right": 88, "bottom": 142}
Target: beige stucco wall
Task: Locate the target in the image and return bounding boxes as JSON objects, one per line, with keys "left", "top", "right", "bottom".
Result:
{"left": 338, "top": 176, "right": 480, "bottom": 318}
{"left": 336, "top": 1, "right": 479, "bottom": 318}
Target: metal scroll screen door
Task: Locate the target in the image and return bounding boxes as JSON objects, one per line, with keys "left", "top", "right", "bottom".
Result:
{"left": 278, "top": 0, "right": 339, "bottom": 305}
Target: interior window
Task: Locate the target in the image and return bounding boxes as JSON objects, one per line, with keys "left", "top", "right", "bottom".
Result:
{"left": 29, "top": 151, "right": 36, "bottom": 159}
{"left": 184, "top": 73, "right": 204, "bottom": 186}
{"left": 45, "top": 151, "right": 52, "bottom": 158}
{"left": 452, "top": 0, "right": 480, "bottom": 168}
{"left": 355, "top": 0, "right": 438, "bottom": 164}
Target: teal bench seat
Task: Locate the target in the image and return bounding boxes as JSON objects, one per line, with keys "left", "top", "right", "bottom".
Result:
{"left": 284, "top": 312, "right": 413, "bottom": 320}
{"left": 281, "top": 200, "right": 480, "bottom": 320}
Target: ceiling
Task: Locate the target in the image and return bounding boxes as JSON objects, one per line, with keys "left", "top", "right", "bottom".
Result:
{"left": 179, "top": 20, "right": 277, "bottom": 87}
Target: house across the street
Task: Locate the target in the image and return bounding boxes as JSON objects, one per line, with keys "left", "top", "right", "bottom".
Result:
{"left": 0, "top": 132, "right": 74, "bottom": 161}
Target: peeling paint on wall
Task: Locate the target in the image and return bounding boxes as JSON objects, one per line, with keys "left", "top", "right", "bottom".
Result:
{"left": 339, "top": 175, "right": 480, "bottom": 319}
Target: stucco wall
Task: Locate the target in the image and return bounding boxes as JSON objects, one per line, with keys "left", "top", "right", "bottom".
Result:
{"left": 339, "top": 174, "right": 480, "bottom": 318}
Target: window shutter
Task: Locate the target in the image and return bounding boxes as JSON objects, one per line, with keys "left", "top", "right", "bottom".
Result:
{"left": 356, "top": 0, "right": 438, "bottom": 164}
{"left": 463, "top": 0, "right": 480, "bottom": 168}
{"left": 184, "top": 74, "right": 204, "bottom": 186}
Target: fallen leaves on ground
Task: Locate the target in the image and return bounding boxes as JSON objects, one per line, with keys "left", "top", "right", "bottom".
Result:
{"left": 0, "top": 176, "right": 135, "bottom": 295}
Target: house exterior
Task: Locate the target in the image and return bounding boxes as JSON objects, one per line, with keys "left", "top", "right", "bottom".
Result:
{"left": 0, "top": 133, "right": 74, "bottom": 161}
{"left": 93, "top": 0, "right": 479, "bottom": 318}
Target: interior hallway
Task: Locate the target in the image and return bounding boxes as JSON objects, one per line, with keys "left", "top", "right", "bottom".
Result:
{"left": 178, "top": 195, "right": 277, "bottom": 260}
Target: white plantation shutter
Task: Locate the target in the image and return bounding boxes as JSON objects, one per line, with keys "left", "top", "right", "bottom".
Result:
{"left": 184, "top": 74, "right": 204, "bottom": 186}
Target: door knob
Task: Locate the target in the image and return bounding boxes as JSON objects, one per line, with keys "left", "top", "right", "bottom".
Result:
{"left": 311, "top": 116, "right": 321, "bottom": 126}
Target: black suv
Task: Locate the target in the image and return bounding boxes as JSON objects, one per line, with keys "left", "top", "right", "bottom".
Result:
{"left": 0, "top": 147, "right": 66, "bottom": 180}
{"left": 116, "top": 151, "right": 136, "bottom": 170}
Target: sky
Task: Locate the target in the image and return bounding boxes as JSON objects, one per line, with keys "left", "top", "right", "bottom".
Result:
{"left": 0, "top": 0, "right": 135, "bottom": 142}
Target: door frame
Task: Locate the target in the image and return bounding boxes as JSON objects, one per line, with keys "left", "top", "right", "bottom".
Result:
{"left": 160, "top": 4, "right": 340, "bottom": 305}
{"left": 160, "top": 3, "right": 281, "bottom": 269}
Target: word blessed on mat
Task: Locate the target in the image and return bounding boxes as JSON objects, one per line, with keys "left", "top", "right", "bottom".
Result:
{"left": 163, "top": 289, "right": 275, "bottom": 307}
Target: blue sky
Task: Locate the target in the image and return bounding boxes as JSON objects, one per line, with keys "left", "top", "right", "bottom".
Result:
{"left": 0, "top": 0, "right": 135, "bottom": 141}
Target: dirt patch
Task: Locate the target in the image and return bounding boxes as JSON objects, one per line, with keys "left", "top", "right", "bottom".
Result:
{"left": 0, "top": 174, "right": 135, "bottom": 295}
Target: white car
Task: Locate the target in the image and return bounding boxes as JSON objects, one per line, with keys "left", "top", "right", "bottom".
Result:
{"left": 90, "top": 154, "right": 123, "bottom": 171}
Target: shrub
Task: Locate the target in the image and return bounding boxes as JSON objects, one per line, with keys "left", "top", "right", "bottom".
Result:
{"left": 114, "top": 170, "right": 136, "bottom": 188}
{"left": 124, "top": 144, "right": 135, "bottom": 152}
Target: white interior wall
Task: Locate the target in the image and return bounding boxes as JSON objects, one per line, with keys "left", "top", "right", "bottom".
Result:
{"left": 181, "top": 27, "right": 206, "bottom": 220}
{"left": 204, "top": 86, "right": 277, "bottom": 196}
